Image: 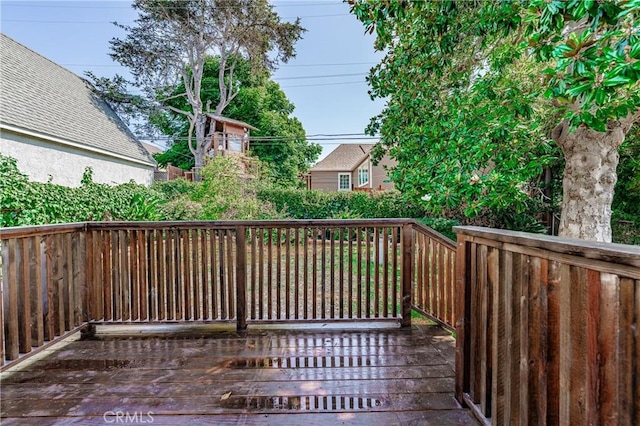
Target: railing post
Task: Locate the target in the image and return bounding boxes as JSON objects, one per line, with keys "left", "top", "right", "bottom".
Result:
{"left": 454, "top": 234, "right": 471, "bottom": 404}
{"left": 235, "top": 225, "right": 247, "bottom": 333}
{"left": 401, "top": 223, "right": 413, "bottom": 327}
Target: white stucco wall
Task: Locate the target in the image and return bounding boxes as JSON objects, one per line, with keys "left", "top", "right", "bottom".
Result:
{"left": 0, "top": 129, "right": 154, "bottom": 187}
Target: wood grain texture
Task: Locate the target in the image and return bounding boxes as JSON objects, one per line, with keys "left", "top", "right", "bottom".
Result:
{"left": 0, "top": 325, "right": 477, "bottom": 424}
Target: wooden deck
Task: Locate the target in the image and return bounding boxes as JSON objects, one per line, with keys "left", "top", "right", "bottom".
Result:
{"left": 1, "top": 323, "right": 478, "bottom": 425}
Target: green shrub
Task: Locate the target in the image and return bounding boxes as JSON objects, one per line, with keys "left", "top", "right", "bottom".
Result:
{"left": 193, "top": 156, "right": 279, "bottom": 220}
{"left": 1, "top": 154, "right": 167, "bottom": 227}
{"left": 152, "top": 178, "right": 198, "bottom": 200}
{"left": 612, "top": 211, "right": 640, "bottom": 246}
{"left": 257, "top": 188, "right": 425, "bottom": 219}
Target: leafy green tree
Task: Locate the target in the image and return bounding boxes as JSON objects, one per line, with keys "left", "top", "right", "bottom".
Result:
{"left": 351, "top": 0, "right": 639, "bottom": 242}
{"left": 108, "top": 0, "right": 305, "bottom": 175}
{"left": 154, "top": 57, "right": 321, "bottom": 186}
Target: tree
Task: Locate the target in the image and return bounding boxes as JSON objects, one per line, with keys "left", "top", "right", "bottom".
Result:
{"left": 154, "top": 57, "right": 321, "bottom": 186}
{"left": 109, "top": 0, "right": 305, "bottom": 175}
{"left": 350, "top": 0, "right": 639, "bottom": 242}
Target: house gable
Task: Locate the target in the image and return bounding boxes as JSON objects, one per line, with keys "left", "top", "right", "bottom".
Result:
{"left": 0, "top": 34, "right": 155, "bottom": 186}
{"left": 308, "top": 144, "right": 395, "bottom": 192}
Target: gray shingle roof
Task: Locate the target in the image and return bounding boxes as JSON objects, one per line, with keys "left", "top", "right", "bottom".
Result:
{"left": 0, "top": 34, "right": 155, "bottom": 166}
{"left": 310, "top": 144, "right": 375, "bottom": 172}
{"left": 206, "top": 113, "right": 258, "bottom": 131}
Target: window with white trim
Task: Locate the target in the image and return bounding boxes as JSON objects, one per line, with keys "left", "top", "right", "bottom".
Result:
{"left": 338, "top": 173, "right": 351, "bottom": 191}
{"left": 357, "top": 163, "right": 369, "bottom": 187}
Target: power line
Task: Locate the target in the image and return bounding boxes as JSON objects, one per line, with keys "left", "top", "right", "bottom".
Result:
{"left": 274, "top": 72, "right": 366, "bottom": 80}
{"left": 1, "top": 13, "right": 351, "bottom": 25}
{"left": 282, "top": 80, "right": 367, "bottom": 88}
{"left": 58, "top": 61, "right": 377, "bottom": 68}
{"left": 139, "top": 136, "right": 378, "bottom": 142}
{"left": 1, "top": 2, "right": 344, "bottom": 9}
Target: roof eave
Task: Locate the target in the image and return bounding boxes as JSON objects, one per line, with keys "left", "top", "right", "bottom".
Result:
{"left": 0, "top": 123, "right": 157, "bottom": 168}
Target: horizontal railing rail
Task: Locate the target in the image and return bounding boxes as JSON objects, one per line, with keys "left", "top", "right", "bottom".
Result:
{"left": 455, "top": 226, "right": 640, "bottom": 425}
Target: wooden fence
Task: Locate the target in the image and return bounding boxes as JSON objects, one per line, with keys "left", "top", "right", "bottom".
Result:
{"left": 412, "top": 222, "right": 457, "bottom": 331}
{"left": 0, "top": 219, "right": 456, "bottom": 367}
{"left": 455, "top": 226, "right": 640, "bottom": 425}
{"left": 3, "top": 220, "right": 639, "bottom": 423}
{"left": 0, "top": 224, "right": 87, "bottom": 363}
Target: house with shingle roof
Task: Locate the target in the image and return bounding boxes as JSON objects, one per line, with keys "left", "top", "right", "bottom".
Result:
{"left": 307, "top": 144, "right": 396, "bottom": 191}
{"left": 0, "top": 34, "right": 155, "bottom": 187}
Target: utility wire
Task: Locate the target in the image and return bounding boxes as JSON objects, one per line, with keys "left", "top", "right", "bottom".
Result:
{"left": 275, "top": 72, "right": 366, "bottom": 80}
{"left": 58, "top": 61, "right": 377, "bottom": 68}
{"left": 1, "top": 13, "right": 350, "bottom": 24}
{"left": 282, "top": 80, "right": 367, "bottom": 88}
{"left": 1, "top": 2, "right": 344, "bottom": 9}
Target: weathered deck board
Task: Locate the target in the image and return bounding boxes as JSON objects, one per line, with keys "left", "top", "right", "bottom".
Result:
{"left": 1, "top": 324, "right": 478, "bottom": 425}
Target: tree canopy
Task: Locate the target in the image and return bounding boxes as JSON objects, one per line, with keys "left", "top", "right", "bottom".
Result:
{"left": 350, "top": 0, "right": 639, "bottom": 241}
{"left": 154, "top": 57, "right": 321, "bottom": 186}
{"left": 108, "top": 0, "right": 305, "bottom": 171}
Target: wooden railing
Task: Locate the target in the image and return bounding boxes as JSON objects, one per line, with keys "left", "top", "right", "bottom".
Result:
{"left": 1, "top": 219, "right": 456, "bottom": 367}
{"left": 86, "top": 220, "right": 415, "bottom": 327}
{"left": 455, "top": 226, "right": 640, "bottom": 425}
{"left": 0, "top": 224, "right": 88, "bottom": 363}
{"left": 412, "top": 223, "right": 457, "bottom": 331}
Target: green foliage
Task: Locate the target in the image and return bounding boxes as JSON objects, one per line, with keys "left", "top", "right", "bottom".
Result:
{"left": 0, "top": 154, "right": 166, "bottom": 227}
{"left": 613, "top": 129, "right": 640, "bottom": 214}
{"left": 192, "top": 156, "right": 279, "bottom": 220}
{"left": 351, "top": 0, "right": 639, "bottom": 240}
{"left": 152, "top": 178, "right": 199, "bottom": 201}
{"left": 257, "top": 188, "right": 424, "bottom": 219}
{"left": 526, "top": 0, "right": 640, "bottom": 131}
{"left": 350, "top": 1, "right": 558, "bottom": 222}
{"left": 154, "top": 57, "right": 321, "bottom": 186}
{"left": 107, "top": 0, "right": 305, "bottom": 169}
{"left": 612, "top": 211, "right": 640, "bottom": 245}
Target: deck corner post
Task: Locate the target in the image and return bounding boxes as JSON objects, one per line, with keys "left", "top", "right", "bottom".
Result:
{"left": 454, "top": 233, "right": 471, "bottom": 404}
{"left": 401, "top": 222, "right": 413, "bottom": 327}
{"left": 80, "top": 323, "right": 96, "bottom": 340}
{"left": 235, "top": 225, "right": 247, "bottom": 333}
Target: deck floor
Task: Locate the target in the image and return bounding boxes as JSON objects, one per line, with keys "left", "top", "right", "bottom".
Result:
{"left": 1, "top": 323, "right": 478, "bottom": 425}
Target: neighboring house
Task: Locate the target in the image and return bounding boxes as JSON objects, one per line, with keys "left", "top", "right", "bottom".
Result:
{"left": 307, "top": 144, "right": 396, "bottom": 192}
{"left": 0, "top": 34, "right": 155, "bottom": 187}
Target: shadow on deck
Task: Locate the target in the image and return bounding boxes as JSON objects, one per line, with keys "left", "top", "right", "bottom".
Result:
{"left": 1, "top": 323, "right": 478, "bottom": 425}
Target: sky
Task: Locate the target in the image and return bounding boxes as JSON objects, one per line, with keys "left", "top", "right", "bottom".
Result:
{"left": 0, "top": 0, "right": 385, "bottom": 161}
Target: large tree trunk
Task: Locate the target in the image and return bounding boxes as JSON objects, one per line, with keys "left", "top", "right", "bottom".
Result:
{"left": 193, "top": 113, "right": 207, "bottom": 181}
{"left": 552, "top": 118, "right": 634, "bottom": 242}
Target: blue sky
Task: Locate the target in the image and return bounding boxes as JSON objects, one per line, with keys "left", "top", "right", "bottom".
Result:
{"left": 0, "top": 0, "right": 385, "bottom": 160}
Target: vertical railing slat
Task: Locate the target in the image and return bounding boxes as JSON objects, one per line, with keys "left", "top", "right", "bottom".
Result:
{"left": 226, "top": 229, "right": 235, "bottom": 319}
{"left": 18, "top": 238, "right": 32, "bottom": 353}
{"left": 276, "top": 228, "right": 282, "bottom": 320}
{"left": 192, "top": 229, "right": 200, "bottom": 320}
{"left": 5, "top": 239, "right": 19, "bottom": 359}
{"left": 211, "top": 229, "right": 218, "bottom": 320}
{"left": 294, "top": 228, "right": 300, "bottom": 320}
{"left": 0, "top": 239, "right": 5, "bottom": 361}
{"left": 236, "top": 225, "right": 247, "bottom": 332}
{"left": 139, "top": 230, "right": 148, "bottom": 321}
{"left": 168, "top": 230, "right": 176, "bottom": 321}
{"left": 285, "top": 228, "right": 291, "bottom": 320}
{"left": 401, "top": 223, "right": 412, "bottom": 327}
{"left": 31, "top": 236, "right": 44, "bottom": 345}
